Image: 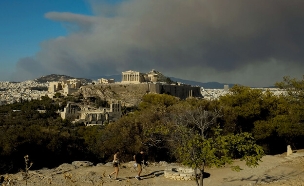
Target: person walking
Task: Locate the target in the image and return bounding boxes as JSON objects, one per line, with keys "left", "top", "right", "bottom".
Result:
{"left": 108, "top": 150, "right": 120, "bottom": 180}
{"left": 133, "top": 149, "right": 147, "bottom": 180}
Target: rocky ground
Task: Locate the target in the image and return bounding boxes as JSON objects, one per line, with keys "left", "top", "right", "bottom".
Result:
{"left": 1, "top": 150, "right": 304, "bottom": 186}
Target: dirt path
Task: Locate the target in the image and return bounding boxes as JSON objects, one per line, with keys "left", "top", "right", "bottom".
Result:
{"left": 204, "top": 153, "right": 304, "bottom": 186}
{"left": 1, "top": 151, "right": 304, "bottom": 186}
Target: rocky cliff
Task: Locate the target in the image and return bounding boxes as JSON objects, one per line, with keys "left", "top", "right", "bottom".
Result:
{"left": 78, "top": 84, "right": 150, "bottom": 107}
{"left": 78, "top": 83, "right": 201, "bottom": 107}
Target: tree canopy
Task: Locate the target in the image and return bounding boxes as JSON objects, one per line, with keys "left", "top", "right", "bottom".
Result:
{"left": 1, "top": 76, "right": 304, "bottom": 186}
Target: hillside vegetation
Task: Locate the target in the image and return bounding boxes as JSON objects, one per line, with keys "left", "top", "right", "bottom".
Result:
{"left": 0, "top": 76, "right": 304, "bottom": 184}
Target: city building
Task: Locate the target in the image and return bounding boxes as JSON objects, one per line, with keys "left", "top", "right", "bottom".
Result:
{"left": 98, "top": 78, "right": 115, "bottom": 84}
{"left": 48, "top": 79, "right": 82, "bottom": 96}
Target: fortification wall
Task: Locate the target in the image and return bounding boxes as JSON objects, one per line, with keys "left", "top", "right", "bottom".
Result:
{"left": 154, "top": 84, "right": 201, "bottom": 99}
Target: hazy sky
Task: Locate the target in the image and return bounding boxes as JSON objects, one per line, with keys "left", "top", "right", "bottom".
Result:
{"left": 1, "top": 0, "right": 304, "bottom": 87}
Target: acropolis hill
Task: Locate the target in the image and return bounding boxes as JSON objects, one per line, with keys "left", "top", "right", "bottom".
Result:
{"left": 79, "top": 83, "right": 201, "bottom": 107}
{"left": 48, "top": 69, "right": 202, "bottom": 107}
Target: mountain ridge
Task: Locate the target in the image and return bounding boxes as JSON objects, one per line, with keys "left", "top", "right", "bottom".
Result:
{"left": 34, "top": 74, "right": 92, "bottom": 84}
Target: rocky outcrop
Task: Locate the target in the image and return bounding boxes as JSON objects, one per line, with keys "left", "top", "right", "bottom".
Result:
{"left": 79, "top": 83, "right": 202, "bottom": 107}
{"left": 79, "top": 84, "right": 150, "bottom": 107}
{"left": 164, "top": 167, "right": 195, "bottom": 181}
{"left": 1, "top": 154, "right": 304, "bottom": 186}
{"left": 0, "top": 160, "right": 189, "bottom": 186}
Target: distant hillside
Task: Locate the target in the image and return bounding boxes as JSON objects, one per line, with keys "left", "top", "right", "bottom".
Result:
{"left": 35, "top": 74, "right": 92, "bottom": 84}
{"left": 169, "top": 77, "right": 235, "bottom": 89}
{"left": 89, "top": 74, "right": 121, "bottom": 82}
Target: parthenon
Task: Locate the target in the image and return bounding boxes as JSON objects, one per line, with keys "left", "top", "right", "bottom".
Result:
{"left": 121, "top": 70, "right": 145, "bottom": 83}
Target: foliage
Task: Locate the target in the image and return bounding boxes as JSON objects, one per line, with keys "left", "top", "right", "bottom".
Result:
{"left": 168, "top": 98, "right": 264, "bottom": 186}
{"left": 219, "top": 85, "right": 265, "bottom": 133}
{"left": 275, "top": 76, "right": 304, "bottom": 122}
{"left": 98, "top": 114, "right": 144, "bottom": 161}
{"left": 253, "top": 115, "right": 304, "bottom": 153}
{"left": 54, "top": 92, "right": 62, "bottom": 98}
{"left": 254, "top": 76, "right": 304, "bottom": 152}
{"left": 218, "top": 82, "right": 304, "bottom": 153}
{"left": 1, "top": 78, "right": 304, "bottom": 179}
{"left": 138, "top": 94, "right": 179, "bottom": 110}
{"left": 0, "top": 99, "right": 91, "bottom": 173}
{"left": 176, "top": 128, "right": 264, "bottom": 170}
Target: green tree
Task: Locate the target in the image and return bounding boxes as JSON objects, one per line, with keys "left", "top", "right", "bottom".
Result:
{"left": 168, "top": 100, "right": 264, "bottom": 186}
{"left": 177, "top": 128, "right": 264, "bottom": 186}
{"left": 253, "top": 113, "right": 304, "bottom": 154}
{"left": 54, "top": 92, "right": 62, "bottom": 98}
{"left": 219, "top": 85, "right": 266, "bottom": 133}
{"left": 97, "top": 114, "right": 143, "bottom": 161}
{"left": 275, "top": 76, "right": 304, "bottom": 122}
{"left": 138, "top": 94, "right": 179, "bottom": 110}
{"left": 252, "top": 76, "right": 304, "bottom": 152}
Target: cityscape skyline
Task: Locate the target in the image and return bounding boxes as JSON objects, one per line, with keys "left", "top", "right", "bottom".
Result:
{"left": 1, "top": 0, "right": 304, "bottom": 87}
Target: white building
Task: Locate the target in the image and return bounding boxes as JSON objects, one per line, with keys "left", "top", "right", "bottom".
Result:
{"left": 121, "top": 70, "right": 146, "bottom": 83}
{"left": 98, "top": 78, "right": 115, "bottom": 84}
{"left": 60, "top": 101, "right": 122, "bottom": 126}
{"left": 48, "top": 79, "right": 82, "bottom": 96}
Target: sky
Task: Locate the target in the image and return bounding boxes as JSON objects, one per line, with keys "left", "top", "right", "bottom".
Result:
{"left": 1, "top": 0, "right": 304, "bottom": 87}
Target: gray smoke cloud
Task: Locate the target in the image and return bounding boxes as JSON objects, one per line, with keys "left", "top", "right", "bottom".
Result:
{"left": 12, "top": 0, "right": 304, "bottom": 87}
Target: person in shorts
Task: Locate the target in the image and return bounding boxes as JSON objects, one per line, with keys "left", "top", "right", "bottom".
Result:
{"left": 108, "top": 150, "right": 120, "bottom": 180}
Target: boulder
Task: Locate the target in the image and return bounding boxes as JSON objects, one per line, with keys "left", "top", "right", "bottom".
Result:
{"left": 71, "top": 161, "right": 93, "bottom": 168}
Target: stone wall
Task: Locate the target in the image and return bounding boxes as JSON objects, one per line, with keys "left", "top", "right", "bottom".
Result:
{"left": 152, "top": 84, "right": 201, "bottom": 99}
{"left": 164, "top": 167, "right": 195, "bottom": 181}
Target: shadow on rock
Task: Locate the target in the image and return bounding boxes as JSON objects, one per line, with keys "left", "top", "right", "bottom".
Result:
{"left": 141, "top": 170, "right": 164, "bottom": 180}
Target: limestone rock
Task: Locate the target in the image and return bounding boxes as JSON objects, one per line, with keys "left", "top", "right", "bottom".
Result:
{"left": 55, "top": 163, "right": 76, "bottom": 174}
{"left": 72, "top": 161, "right": 93, "bottom": 168}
